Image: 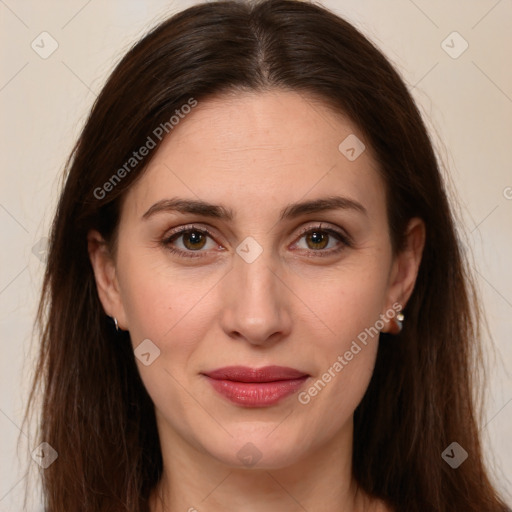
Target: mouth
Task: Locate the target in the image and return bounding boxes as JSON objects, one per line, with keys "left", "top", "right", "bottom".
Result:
{"left": 201, "top": 366, "right": 310, "bottom": 407}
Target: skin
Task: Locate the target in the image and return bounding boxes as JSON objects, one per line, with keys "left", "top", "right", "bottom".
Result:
{"left": 88, "top": 90, "right": 425, "bottom": 512}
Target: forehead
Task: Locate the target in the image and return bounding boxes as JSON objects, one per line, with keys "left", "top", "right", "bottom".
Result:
{"left": 121, "top": 90, "right": 385, "bottom": 222}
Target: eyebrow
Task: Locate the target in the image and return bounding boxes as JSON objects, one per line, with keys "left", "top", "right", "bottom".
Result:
{"left": 142, "top": 198, "right": 235, "bottom": 221}
{"left": 141, "top": 196, "right": 367, "bottom": 221}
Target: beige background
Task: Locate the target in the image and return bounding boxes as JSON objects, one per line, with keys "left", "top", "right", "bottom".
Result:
{"left": 1, "top": 0, "right": 511, "bottom": 509}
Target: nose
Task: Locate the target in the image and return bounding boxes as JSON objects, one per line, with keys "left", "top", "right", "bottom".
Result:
{"left": 218, "top": 249, "right": 293, "bottom": 347}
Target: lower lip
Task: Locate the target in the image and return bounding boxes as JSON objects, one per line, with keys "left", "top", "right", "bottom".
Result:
{"left": 204, "top": 376, "right": 309, "bottom": 407}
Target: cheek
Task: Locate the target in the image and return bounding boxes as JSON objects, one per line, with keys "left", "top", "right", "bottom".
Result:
{"left": 291, "top": 251, "right": 391, "bottom": 348}
{"left": 117, "top": 244, "right": 223, "bottom": 344}
{"left": 290, "top": 258, "right": 390, "bottom": 428}
{"left": 115, "top": 248, "right": 230, "bottom": 403}
{"left": 115, "top": 254, "right": 223, "bottom": 426}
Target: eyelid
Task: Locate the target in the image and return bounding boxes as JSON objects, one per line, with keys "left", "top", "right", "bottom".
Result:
{"left": 287, "top": 224, "right": 353, "bottom": 260}
{"left": 162, "top": 223, "right": 218, "bottom": 242}
{"left": 294, "top": 222, "right": 353, "bottom": 246}
{"left": 159, "top": 224, "right": 222, "bottom": 258}
{"left": 161, "top": 222, "right": 352, "bottom": 258}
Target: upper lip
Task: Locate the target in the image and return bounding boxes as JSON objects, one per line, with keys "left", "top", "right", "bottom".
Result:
{"left": 203, "top": 365, "right": 308, "bottom": 383}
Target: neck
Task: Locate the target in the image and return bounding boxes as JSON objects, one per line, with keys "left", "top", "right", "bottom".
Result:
{"left": 149, "top": 417, "right": 383, "bottom": 512}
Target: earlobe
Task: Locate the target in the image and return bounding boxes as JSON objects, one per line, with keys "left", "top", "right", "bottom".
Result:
{"left": 87, "top": 230, "right": 128, "bottom": 330}
{"left": 381, "top": 218, "right": 426, "bottom": 333}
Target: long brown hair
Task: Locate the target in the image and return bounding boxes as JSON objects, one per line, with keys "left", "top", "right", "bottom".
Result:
{"left": 25, "top": 0, "right": 510, "bottom": 510}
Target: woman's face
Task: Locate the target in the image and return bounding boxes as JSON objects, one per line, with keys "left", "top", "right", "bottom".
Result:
{"left": 90, "top": 90, "right": 423, "bottom": 469}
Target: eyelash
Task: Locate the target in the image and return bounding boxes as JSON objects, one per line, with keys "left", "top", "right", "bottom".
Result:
{"left": 161, "top": 223, "right": 352, "bottom": 259}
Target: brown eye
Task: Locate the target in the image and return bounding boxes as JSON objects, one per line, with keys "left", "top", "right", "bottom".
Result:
{"left": 182, "top": 231, "right": 207, "bottom": 250}
{"left": 306, "top": 230, "right": 330, "bottom": 250}
{"left": 293, "top": 225, "right": 352, "bottom": 256}
{"left": 162, "top": 226, "right": 219, "bottom": 258}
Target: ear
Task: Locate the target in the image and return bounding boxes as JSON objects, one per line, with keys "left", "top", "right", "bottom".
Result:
{"left": 87, "top": 229, "right": 128, "bottom": 330}
{"left": 381, "top": 217, "right": 425, "bottom": 333}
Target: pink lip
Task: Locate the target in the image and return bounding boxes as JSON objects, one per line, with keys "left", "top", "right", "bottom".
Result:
{"left": 202, "top": 366, "right": 309, "bottom": 407}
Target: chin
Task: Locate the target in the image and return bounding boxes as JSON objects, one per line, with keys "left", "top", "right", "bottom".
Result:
{"left": 201, "top": 430, "right": 306, "bottom": 470}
